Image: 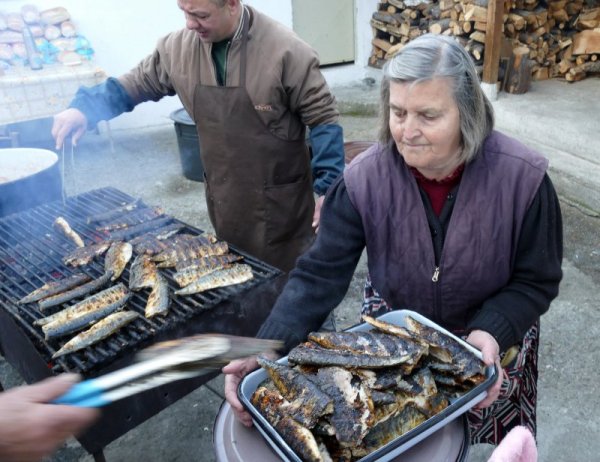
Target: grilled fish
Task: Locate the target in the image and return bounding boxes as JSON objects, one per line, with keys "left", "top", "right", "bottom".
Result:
{"left": 251, "top": 386, "right": 326, "bottom": 462}
{"left": 153, "top": 240, "right": 228, "bottom": 268}
{"left": 257, "top": 357, "right": 333, "bottom": 428}
{"left": 314, "top": 367, "right": 374, "bottom": 446}
{"left": 95, "top": 206, "right": 164, "bottom": 232}
{"left": 104, "top": 241, "right": 133, "bottom": 281}
{"left": 174, "top": 263, "right": 253, "bottom": 296}
{"left": 52, "top": 310, "right": 139, "bottom": 358}
{"left": 108, "top": 216, "right": 174, "bottom": 241}
{"left": 289, "top": 343, "right": 413, "bottom": 369}
{"left": 308, "top": 331, "right": 426, "bottom": 368}
{"left": 86, "top": 199, "right": 141, "bottom": 224}
{"left": 173, "top": 254, "right": 243, "bottom": 287}
{"left": 145, "top": 273, "right": 170, "bottom": 318}
{"left": 360, "top": 404, "right": 427, "bottom": 454}
{"left": 63, "top": 241, "right": 113, "bottom": 267}
{"left": 129, "top": 254, "right": 159, "bottom": 291}
{"left": 40, "top": 283, "right": 131, "bottom": 339}
{"left": 18, "top": 273, "right": 91, "bottom": 305}
{"left": 38, "top": 272, "right": 113, "bottom": 312}
{"left": 53, "top": 217, "right": 85, "bottom": 248}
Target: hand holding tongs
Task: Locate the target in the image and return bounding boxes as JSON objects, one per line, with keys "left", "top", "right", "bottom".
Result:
{"left": 53, "top": 334, "right": 282, "bottom": 407}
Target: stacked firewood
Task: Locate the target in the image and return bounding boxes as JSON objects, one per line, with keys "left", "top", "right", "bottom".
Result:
{"left": 369, "top": 0, "right": 600, "bottom": 86}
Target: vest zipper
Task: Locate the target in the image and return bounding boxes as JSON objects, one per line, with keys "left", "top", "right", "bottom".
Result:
{"left": 432, "top": 266, "right": 440, "bottom": 282}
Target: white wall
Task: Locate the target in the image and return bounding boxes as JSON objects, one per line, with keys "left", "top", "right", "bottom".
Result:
{"left": 3, "top": 0, "right": 379, "bottom": 130}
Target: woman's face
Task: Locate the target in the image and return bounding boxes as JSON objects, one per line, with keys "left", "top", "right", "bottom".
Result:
{"left": 389, "top": 78, "right": 463, "bottom": 180}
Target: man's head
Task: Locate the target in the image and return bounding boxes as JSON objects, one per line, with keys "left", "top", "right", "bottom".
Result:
{"left": 177, "top": 0, "right": 242, "bottom": 43}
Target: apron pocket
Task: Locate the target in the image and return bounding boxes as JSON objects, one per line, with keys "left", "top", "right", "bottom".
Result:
{"left": 264, "top": 177, "right": 312, "bottom": 246}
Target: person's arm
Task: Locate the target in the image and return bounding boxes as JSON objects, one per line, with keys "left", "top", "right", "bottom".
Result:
{"left": 0, "top": 374, "right": 99, "bottom": 462}
{"left": 256, "top": 176, "right": 366, "bottom": 352}
{"left": 467, "top": 174, "right": 563, "bottom": 352}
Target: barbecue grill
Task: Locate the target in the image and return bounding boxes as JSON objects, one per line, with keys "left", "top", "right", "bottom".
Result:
{"left": 0, "top": 187, "right": 285, "bottom": 461}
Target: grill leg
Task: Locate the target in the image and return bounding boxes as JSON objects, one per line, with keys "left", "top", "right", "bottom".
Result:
{"left": 92, "top": 450, "right": 107, "bottom": 462}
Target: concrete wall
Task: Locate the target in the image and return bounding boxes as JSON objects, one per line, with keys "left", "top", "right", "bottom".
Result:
{"left": 3, "top": 0, "right": 380, "bottom": 130}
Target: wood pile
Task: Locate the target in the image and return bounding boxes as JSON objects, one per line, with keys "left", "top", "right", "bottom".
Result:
{"left": 369, "top": 0, "right": 600, "bottom": 88}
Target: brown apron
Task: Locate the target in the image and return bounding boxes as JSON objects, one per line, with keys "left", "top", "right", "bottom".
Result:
{"left": 192, "top": 10, "right": 314, "bottom": 272}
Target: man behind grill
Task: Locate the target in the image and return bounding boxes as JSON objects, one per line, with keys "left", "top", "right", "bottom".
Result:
{"left": 51, "top": 0, "right": 345, "bottom": 272}
{"left": 0, "top": 374, "right": 98, "bottom": 462}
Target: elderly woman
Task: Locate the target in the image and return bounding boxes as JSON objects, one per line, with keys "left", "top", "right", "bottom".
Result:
{"left": 223, "top": 34, "right": 563, "bottom": 447}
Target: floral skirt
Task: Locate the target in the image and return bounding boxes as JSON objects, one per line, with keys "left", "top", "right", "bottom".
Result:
{"left": 361, "top": 278, "right": 539, "bottom": 446}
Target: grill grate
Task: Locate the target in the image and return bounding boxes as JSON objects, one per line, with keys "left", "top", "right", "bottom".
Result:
{"left": 0, "top": 187, "right": 281, "bottom": 375}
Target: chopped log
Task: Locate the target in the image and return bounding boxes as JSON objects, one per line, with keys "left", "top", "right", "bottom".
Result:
{"left": 464, "top": 5, "right": 489, "bottom": 22}
{"left": 532, "top": 66, "right": 549, "bottom": 79}
{"left": 474, "top": 21, "right": 487, "bottom": 32}
{"left": 470, "top": 30, "right": 487, "bottom": 43}
{"left": 573, "top": 29, "right": 600, "bottom": 54}
{"left": 388, "top": 0, "right": 406, "bottom": 9}
{"left": 471, "top": 42, "right": 485, "bottom": 60}
{"left": 429, "top": 18, "right": 452, "bottom": 34}
{"left": 372, "top": 38, "right": 394, "bottom": 53}
{"left": 503, "top": 46, "right": 532, "bottom": 93}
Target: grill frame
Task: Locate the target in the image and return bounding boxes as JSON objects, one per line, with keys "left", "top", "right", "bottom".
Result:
{"left": 0, "top": 187, "right": 286, "bottom": 454}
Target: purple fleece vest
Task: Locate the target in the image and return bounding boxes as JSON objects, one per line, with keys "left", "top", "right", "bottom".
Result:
{"left": 344, "top": 131, "right": 548, "bottom": 330}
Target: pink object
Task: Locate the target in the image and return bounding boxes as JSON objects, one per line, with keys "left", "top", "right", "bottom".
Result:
{"left": 488, "top": 426, "right": 538, "bottom": 462}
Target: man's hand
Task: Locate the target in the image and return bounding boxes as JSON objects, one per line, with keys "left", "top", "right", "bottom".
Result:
{"left": 222, "top": 356, "right": 260, "bottom": 427}
{"left": 466, "top": 329, "right": 505, "bottom": 408}
{"left": 0, "top": 374, "right": 99, "bottom": 462}
{"left": 52, "top": 108, "right": 88, "bottom": 150}
{"left": 312, "top": 195, "right": 325, "bottom": 233}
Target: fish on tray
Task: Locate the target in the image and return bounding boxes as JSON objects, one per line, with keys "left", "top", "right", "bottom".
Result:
{"left": 251, "top": 386, "right": 329, "bottom": 462}
{"left": 104, "top": 241, "right": 133, "bottom": 281}
{"left": 17, "top": 273, "right": 91, "bottom": 305}
{"left": 38, "top": 272, "right": 113, "bottom": 312}
{"left": 174, "top": 263, "right": 253, "bottom": 296}
{"left": 257, "top": 357, "right": 333, "bottom": 429}
{"left": 37, "top": 283, "right": 131, "bottom": 340}
{"left": 63, "top": 241, "right": 113, "bottom": 267}
{"left": 54, "top": 217, "right": 85, "bottom": 248}
{"left": 52, "top": 310, "right": 139, "bottom": 358}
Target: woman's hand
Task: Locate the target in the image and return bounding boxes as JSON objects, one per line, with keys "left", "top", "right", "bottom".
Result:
{"left": 52, "top": 108, "right": 88, "bottom": 150}
{"left": 0, "top": 374, "right": 99, "bottom": 462}
{"left": 312, "top": 195, "right": 325, "bottom": 233}
{"left": 222, "top": 356, "right": 260, "bottom": 427}
{"left": 466, "top": 329, "right": 505, "bottom": 408}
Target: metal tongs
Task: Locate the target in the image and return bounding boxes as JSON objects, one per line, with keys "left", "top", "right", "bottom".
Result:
{"left": 53, "top": 334, "right": 282, "bottom": 407}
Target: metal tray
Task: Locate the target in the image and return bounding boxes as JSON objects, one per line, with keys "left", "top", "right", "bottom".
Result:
{"left": 238, "top": 309, "right": 498, "bottom": 462}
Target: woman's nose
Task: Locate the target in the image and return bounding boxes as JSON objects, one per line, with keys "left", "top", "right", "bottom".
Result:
{"left": 403, "top": 115, "right": 420, "bottom": 139}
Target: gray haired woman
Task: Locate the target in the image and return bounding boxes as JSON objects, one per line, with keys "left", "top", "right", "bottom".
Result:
{"left": 224, "top": 34, "right": 563, "bottom": 450}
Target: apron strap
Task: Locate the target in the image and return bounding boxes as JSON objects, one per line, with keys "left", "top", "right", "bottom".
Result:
{"left": 239, "top": 6, "right": 249, "bottom": 87}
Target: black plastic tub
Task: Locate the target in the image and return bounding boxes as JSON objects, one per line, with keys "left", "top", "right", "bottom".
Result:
{"left": 170, "top": 108, "right": 204, "bottom": 182}
{"left": 0, "top": 148, "right": 63, "bottom": 217}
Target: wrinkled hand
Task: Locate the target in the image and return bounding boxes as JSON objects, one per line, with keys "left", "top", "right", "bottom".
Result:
{"left": 222, "top": 356, "right": 261, "bottom": 427}
{"left": 0, "top": 374, "right": 100, "bottom": 462}
{"left": 312, "top": 195, "right": 325, "bottom": 233}
{"left": 466, "top": 329, "right": 505, "bottom": 409}
{"left": 52, "top": 108, "right": 88, "bottom": 150}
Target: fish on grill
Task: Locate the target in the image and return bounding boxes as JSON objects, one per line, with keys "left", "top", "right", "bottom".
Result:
{"left": 38, "top": 272, "right": 113, "bottom": 312}
{"left": 174, "top": 263, "right": 253, "bottom": 296}
{"left": 52, "top": 310, "right": 139, "bottom": 358}
{"left": 63, "top": 241, "right": 113, "bottom": 267}
{"left": 145, "top": 272, "right": 170, "bottom": 318}
{"left": 129, "top": 254, "right": 159, "bottom": 291}
{"left": 153, "top": 239, "right": 227, "bottom": 269}
{"left": 128, "top": 223, "right": 186, "bottom": 255}
{"left": 39, "top": 283, "right": 131, "bottom": 340}
{"left": 94, "top": 206, "right": 165, "bottom": 232}
{"left": 173, "top": 254, "right": 243, "bottom": 287}
{"left": 104, "top": 241, "right": 133, "bottom": 281}
{"left": 251, "top": 386, "right": 328, "bottom": 462}
{"left": 53, "top": 217, "right": 85, "bottom": 248}
{"left": 108, "top": 216, "right": 174, "bottom": 241}
{"left": 17, "top": 273, "right": 92, "bottom": 305}
{"left": 86, "top": 199, "right": 141, "bottom": 224}
{"left": 257, "top": 357, "right": 334, "bottom": 428}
